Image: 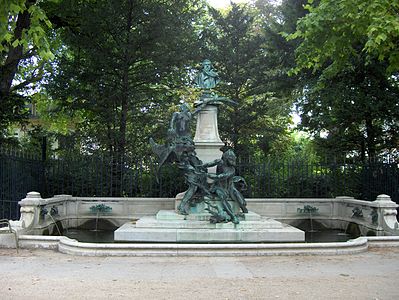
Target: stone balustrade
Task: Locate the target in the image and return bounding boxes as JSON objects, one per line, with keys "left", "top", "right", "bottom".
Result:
{"left": 15, "top": 192, "right": 399, "bottom": 236}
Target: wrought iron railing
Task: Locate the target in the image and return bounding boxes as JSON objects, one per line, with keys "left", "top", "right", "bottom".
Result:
{"left": 1, "top": 148, "right": 398, "bottom": 219}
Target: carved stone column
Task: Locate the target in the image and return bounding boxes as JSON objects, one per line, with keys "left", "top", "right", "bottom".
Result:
{"left": 18, "top": 191, "right": 42, "bottom": 229}
{"left": 373, "top": 194, "right": 399, "bottom": 234}
{"left": 193, "top": 104, "right": 224, "bottom": 171}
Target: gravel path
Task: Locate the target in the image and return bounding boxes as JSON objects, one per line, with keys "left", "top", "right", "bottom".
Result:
{"left": 1, "top": 247, "right": 398, "bottom": 299}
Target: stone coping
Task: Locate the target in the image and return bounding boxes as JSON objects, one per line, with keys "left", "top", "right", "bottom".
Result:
{"left": 15, "top": 235, "right": 399, "bottom": 256}
{"left": 366, "top": 236, "right": 399, "bottom": 248}
{"left": 248, "top": 196, "right": 398, "bottom": 208}
{"left": 16, "top": 193, "right": 399, "bottom": 238}
{"left": 19, "top": 195, "right": 175, "bottom": 206}
{"left": 20, "top": 195, "right": 398, "bottom": 209}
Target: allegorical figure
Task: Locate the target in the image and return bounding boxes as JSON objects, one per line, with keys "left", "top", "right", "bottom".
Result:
{"left": 205, "top": 148, "right": 248, "bottom": 224}
{"left": 150, "top": 60, "right": 249, "bottom": 224}
{"left": 150, "top": 102, "right": 210, "bottom": 215}
{"left": 169, "top": 103, "right": 192, "bottom": 140}
{"left": 176, "top": 150, "right": 209, "bottom": 215}
{"left": 194, "top": 59, "right": 220, "bottom": 89}
{"left": 150, "top": 103, "right": 194, "bottom": 176}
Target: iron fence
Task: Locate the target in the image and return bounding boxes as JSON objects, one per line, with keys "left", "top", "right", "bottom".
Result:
{"left": 237, "top": 160, "right": 398, "bottom": 202}
{"left": 44, "top": 155, "right": 185, "bottom": 198}
{"left": 0, "top": 148, "right": 44, "bottom": 220}
{"left": 1, "top": 149, "right": 398, "bottom": 219}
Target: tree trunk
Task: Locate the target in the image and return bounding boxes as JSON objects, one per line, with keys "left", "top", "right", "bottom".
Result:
{"left": 232, "top": 105, "right": 241, "bottom": 158}
{"left": 117, "top": 0, "right": 134, "bottom": 159}
{"left": 0, "top": 8, "right": 32, "bottom": 98}
{"left": 365, "top": 116, "right": 376, "bottom": 162}
{"left": 112, "top": 0, "right": 134, "bottom": 196}
{"left": 360, "top": 137, "right": 366, "bottom": 163}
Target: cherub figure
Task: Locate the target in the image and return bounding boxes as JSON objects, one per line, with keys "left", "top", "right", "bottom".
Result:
{"left": 205, "top": 148, "right": 248, "bottom": 224}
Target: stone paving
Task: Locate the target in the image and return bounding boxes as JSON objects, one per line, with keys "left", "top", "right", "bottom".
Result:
{"left": 1, "top": 247, "right": 398, "bottom": 299}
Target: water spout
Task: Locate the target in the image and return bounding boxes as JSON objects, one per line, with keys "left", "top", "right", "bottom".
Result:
{"left": 48, "top": 213, "right": 62, "bottom": 236}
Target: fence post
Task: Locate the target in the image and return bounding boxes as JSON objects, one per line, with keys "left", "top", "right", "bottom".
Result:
{"left": 41, "top": 136, "right": 48, "bottom": 198}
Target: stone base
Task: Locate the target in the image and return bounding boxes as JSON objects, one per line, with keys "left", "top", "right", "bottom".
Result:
{"left": 194, "top": 141, "right": 224, "bottom": 162}
{"left": 194, "top": 141, "right": 224, "bottom": 173}
{"left": 114, "top": 210, "right": 305, "bottom": 243}
{"left": 174, "top": 194, "right": 242, "bottom": 215}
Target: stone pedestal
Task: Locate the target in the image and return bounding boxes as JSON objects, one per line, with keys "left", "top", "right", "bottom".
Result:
{"left": 175, "top": 193, "right": 242, "bottom": 215}
{"left": 114, "top": 210, "right": 305, "bottom": 243}
{"left": 193, "top": 104, "right": 224, "bottom": 171}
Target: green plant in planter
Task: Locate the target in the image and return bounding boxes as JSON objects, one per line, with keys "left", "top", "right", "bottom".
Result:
{"left": 297, "top": 205, "right": 319, "bottom": 214}
{"left": 89, "top": 204, "right": 112, "bottom": 214}
{"left": 89, "top": 204, "right": 112, "bottom": 231}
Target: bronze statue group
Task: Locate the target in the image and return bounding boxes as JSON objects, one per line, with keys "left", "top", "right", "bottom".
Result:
{"left": 149, "top": 60, "right": 248, "bottom": 224}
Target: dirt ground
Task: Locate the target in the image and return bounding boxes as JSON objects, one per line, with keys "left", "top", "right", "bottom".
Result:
{"left": 1, "top": 247, "right": 398, "bottom": 300}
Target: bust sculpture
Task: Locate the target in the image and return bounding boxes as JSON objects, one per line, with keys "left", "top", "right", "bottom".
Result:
{"left": 194, "top": 59, "right": 220, "bottom": 89}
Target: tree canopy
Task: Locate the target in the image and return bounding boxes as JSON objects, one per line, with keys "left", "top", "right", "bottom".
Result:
{"left": 0, "top": 0, "right": 57, "bottom": 140}
{"left": 199, "top": 2, "right": 301, "bottom": 159}
{"left": 288, "top": 0, "right": 399, "bottom": 77}
{"left": 0, "top": 0, "right": 397, "bottom": 163}
{"left": 44, "top": 0, "right": 207, "bottom": 158}
{"left": 288, "top": 0, "right": 399, "bottom": 161}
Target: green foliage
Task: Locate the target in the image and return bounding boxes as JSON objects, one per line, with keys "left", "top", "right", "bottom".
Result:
{"left": 200, "top": 3, "right": 295, "bottom": 159}
{"left": 288, "top": 0, "right": 399, "bottom": 77}
{"left": 0, "top": 93, "right": 28, "bottom": 143}
{"left": 286, "top": 0, "right": 399, "bottom": 161}
{"left": 45, "top": 0, "right": 207, "bottom": 158}
{"left": 0, "top": 0, "right": 55, "bottom": 59}
{"left": 0, "top": 0, "right": 62, "bottom": 140}
{"left": 274, "top": 130, "right": 319, "bottom": 162}
{"left": 298, "top": 59, "right": 399, "bottom": 161}
{"left": 32, "top": 91, "right": 84, "bottom": 136}
{"left": 257, "top": 0, "right": 309, "bottom": 97}
{"left": 2, "top": 0, "right": 317, "bottom": 163}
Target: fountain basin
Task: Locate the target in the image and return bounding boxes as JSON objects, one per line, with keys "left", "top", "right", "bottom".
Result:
{"left": 16, "top": 234, "right": 393, "bottom": 256}
{"left": 15, "top": 193, "right": 399, "bottom": 237}
{"left": 1, "top": 192, "right": 398, "bottom": 255}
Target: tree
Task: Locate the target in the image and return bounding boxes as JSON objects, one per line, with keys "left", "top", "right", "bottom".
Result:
{"left": 201, "top": 3, "right": 294, "bottom": 159}
{"left": 251, "top": 0, "right": 311, "bottom": 160}
{"left": 287, "top": 0, "right": 399, "bottom": 161}
{"left": 0, "top": 0, "right": 56, "bottom": 139}
{"left": 299, "top": 59, "right": 399, "bottom": 161}
{"left": 288, "top": 0, "right": 399, "bottom": 77}
{"left": 45, "top": 0, "right": 206, "bottom": 159}
{"left": 255, "top": 0, "right": 308, "bottom": 98}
